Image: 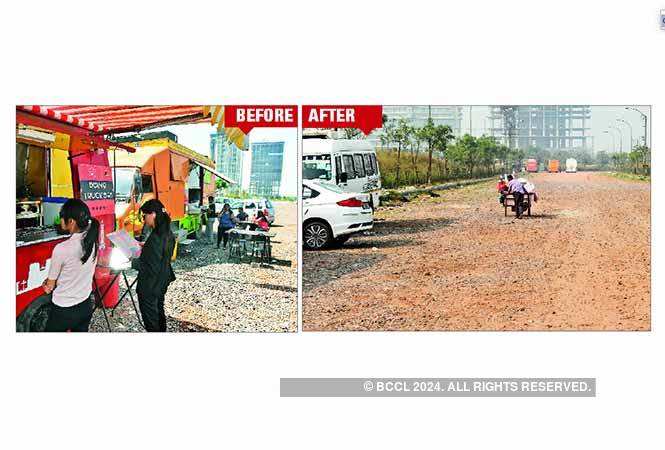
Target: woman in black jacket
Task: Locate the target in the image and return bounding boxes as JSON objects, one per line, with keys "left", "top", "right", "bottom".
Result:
{"left": 132, "top": 199, "right": 176, "bottom": 332}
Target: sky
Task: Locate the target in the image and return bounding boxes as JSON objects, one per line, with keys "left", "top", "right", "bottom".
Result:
{"left": 464, "top": 105, "right": 651, "bottom": 153}
{"left": 150, "top": 123, "right": 298, "bottom": 197}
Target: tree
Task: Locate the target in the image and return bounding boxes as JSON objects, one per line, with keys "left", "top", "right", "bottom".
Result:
{"left": 410, "top": 127, "right": 427, "bottom": 184}
{"left": 342, "top": 128, "right": 364, "bottom": 139}
{"left": 596, "top": 151, "right": 610, "bottom": 168}
{"left": 392, "top": 119, "right": 413, "bottom": 185}
{"left": 477, "top": 135, "right": 499, "bottom": 176}
{"left": 448, "top": 134, "right": 480, "bottom": 176}
{"left": 421, "top": 119, "right": 454, "bottom": 184}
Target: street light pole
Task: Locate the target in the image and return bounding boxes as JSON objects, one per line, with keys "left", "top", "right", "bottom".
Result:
{"left": 617, "top": 118, "right": 633, "bottom": 151}
{"left": 603, "top": 130, "right": 616, "bottom": 152}
{"left": 609, "top": 125, "right": 623, "bottom": 153}
{"left": 624, "top": 107, "right": 648, "bottom": 147}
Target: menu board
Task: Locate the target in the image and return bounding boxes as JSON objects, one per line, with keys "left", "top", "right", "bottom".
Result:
{"left": 77, "top": 163, "right": 115, "bottom": 217}
{"left": 80, "top": 180, "right": 114, "bottom": 201}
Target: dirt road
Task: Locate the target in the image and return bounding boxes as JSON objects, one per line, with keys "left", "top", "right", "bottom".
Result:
{"left": 303, "top": 172, "right": 650, "bottom": 331}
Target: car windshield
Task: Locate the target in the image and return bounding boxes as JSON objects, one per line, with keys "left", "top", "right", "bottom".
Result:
{"left": 113, "top": 168, "right": 137, "bottom": 201}
{"left": 312, "top": 180, "right": 346, "bottom": 194}
{"left": 303, "top": 156, "right": 332, "bottom": 180}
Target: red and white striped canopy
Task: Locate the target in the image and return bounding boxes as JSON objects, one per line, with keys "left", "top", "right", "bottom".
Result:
{"left": 18, "top": 105, "right": 209, "bottom": 134}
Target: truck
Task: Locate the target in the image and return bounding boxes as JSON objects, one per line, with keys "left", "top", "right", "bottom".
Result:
{"left": 16, "top": 108, "right": 122, "bottom": 331}
{"left": 565, "top": 158, "right": 578, "bottom": 173}
{"left": 109, "top": 132, "right": 233, "bottom": 239}
{"left": 15, "top": 105, "right": 229, "bottom": 331}
{"left": 526, "top": 159, "right": 538, "bottom": 173}
{"left": 548, "top": 160, "right": 560, "bottom": 173}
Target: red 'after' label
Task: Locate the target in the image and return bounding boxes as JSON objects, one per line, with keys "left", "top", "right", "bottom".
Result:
{"left": 302, "top": 105, "right": 383, "bottom": 135}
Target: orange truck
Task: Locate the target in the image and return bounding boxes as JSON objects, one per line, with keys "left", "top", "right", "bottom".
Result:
{"left": 548, "top": 160, "right": 560, "bottom": 173}
{"left": 109, "top": 132, "right": 233, "bottom": 238}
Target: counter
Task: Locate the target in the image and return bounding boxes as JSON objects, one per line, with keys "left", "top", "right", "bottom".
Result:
{"left": 16, "top": 227, "right": 68, "bottom": 248}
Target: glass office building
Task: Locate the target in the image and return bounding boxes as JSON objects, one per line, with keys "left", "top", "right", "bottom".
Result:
{"left": 210, "top": 132, "right": 244, "bottom": 192}
{"left": 249, "top": 141, "right": 284, "bottom": 197}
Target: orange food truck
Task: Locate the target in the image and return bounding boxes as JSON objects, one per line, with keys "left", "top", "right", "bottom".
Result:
{"left": 109, "top": 132, "right": 233, "bottom": 238}
{"left": 15, "top": 105, "right": 235, "bottom": 331}
{"left": 548, "top": 159, "right": 560, "bottom": 173}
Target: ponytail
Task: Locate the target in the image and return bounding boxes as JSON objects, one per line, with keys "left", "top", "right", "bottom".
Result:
{"left": 59, "top": 198, "right": 99, "bottom": 264}
{"left": 82, "top": 217, "right": 100, "bottom": 264}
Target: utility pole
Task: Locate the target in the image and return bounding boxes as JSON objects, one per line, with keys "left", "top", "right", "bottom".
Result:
{"left": 625, "top": 107, "right": 648, "bottom": 147}
{"left": 609, "top": 125, "right": 623, "bottom": 153}
{"left": 617, "top": 118, "right": 633, "bottom": 151}
{"left": 603, "top": 130, "right": 616, "bottom": 152}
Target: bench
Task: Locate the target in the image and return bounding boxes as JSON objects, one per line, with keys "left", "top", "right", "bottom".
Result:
{"left": 503, "top": 192, "right": 535, "bottom": 217}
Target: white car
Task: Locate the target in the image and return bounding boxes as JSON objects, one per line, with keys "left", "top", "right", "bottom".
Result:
{"left": 302, "top": 179, "right": 373, "bottom": 250}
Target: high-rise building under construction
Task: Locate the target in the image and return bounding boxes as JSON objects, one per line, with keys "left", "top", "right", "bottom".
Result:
{"left": 488, "top": 105, "right": 592, "bottom": 150}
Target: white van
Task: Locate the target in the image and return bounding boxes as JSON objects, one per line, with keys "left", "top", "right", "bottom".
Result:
{"left": 303, "top": 138, "right": 382, "bottom": 209}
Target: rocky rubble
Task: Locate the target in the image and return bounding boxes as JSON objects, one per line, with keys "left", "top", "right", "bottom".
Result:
{"left": 91, "top": 201, "right": 297, "bottom": 332}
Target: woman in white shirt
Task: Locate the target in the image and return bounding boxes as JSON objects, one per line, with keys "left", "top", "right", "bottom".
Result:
{"left": 42, "top": 199, "right": 100, "bottom": 332}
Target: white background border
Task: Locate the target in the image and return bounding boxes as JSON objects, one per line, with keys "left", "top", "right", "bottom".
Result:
{"left": 1, "top": 1, "right": 663, "bottom": 448}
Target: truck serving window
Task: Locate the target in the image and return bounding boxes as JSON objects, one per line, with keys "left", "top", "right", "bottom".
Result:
{"left": 141, "top": 174, "right": 153, "bottom": 193}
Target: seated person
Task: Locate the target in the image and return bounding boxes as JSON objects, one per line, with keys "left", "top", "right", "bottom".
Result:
{"left": 507, "top": 174, "right": 527, "bottom": 218}
{"left": 497, "top": 177, "right": 508, "bottom": 204}
{"left": 236, "top": 207, "right": 249, "bottom": 222}
{"left": 254, "top": 210, "right": 270, "bottom": 232}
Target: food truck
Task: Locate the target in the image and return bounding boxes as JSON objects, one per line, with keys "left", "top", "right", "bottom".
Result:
{"left": 109, "top": 131, "right": 233, "bottom": 238}
{"left": 526, "top": 158, "right": 538, "bottom": 173}
{"left": 15, "top": 105, "right": 239, "bottom": 331}
{"left": 548, "top": 159, "right": 560, "bottom": 173}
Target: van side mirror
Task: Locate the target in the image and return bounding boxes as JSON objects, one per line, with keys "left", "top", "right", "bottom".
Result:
{"left": 339, "top": 172, "right": 348, "bottom": 183}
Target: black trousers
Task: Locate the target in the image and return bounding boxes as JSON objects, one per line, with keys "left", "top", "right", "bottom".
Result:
{"left": 514, "top": 192, "right": 524, "bottom": 217}
{"left": 138, "top": 291, "right": 166, "bottom": 332}
{"left": 217, "top": 226, "right": 233, "bottom": 248}
{"left": 45, "top": 297, "right": 93, "bottom": 332}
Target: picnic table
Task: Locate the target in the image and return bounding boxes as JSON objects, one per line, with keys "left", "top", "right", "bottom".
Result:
{"left": 503, "top": 192, "right": 536, "bottom": 217}
{"left": 236, "top": 220, "right": 256, "bottom": 230}
{"left": 226, "top": 228, "right": 276, "bottom": 264}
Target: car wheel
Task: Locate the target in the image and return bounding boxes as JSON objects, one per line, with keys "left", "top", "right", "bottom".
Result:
{"left": 303, "top": 221, "right": 332, "bottom": 250}
{"left": 16, "top": 294, "right": 52, "bottom": 332}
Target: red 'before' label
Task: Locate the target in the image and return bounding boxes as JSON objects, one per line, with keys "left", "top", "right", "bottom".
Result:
{"left": 224, "top": 105, "right": 298, "bottom": 134}
{"left": 302, "top": 105, "right": 383, "bottom": 135}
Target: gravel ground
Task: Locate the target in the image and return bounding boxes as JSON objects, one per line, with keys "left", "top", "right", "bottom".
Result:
{"left": 303, "top": 172, "right": 650, "bottom": 331}
{"left": 91, "top": 201, "right": 297, "bottom": 332}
